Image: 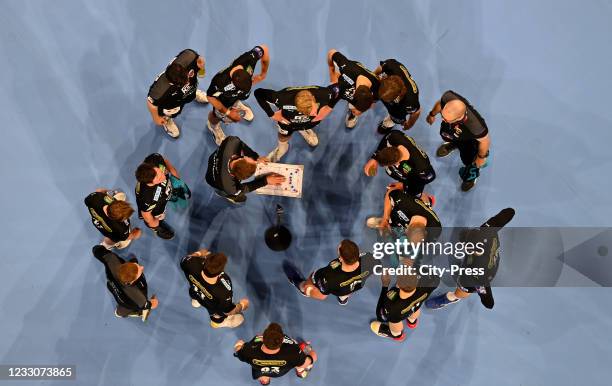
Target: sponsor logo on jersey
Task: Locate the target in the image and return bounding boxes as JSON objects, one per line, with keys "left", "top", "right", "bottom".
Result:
{"left": 397, "top": 210, "right": 410, "bottom": 223}
{"left": 330, "top": 260, "right": 341, "bottom": 269}
{"left": 341, "top": 73, "right": 354, "bottom": 85}
{"left": 339, "top": 271, "right": 370, "bottom": 288}
{"left": 400, "top": 293, "right": 428, "bottom": 315}
{"left": 220, "top": 277, "right": 232, "bottom": 291}
{"left": 224, "top": 83, "right": 236, "bottom": 92}
{"left": 153, "top": 187, "right": 162, "bottom": 202}
{"left": 89, "top": 208, "right": 112, "bottom": 232}
{"left": 387, "top": 289, "right": 398, "bottom": 300}
{"left": 282, "top": 105, "right": 297, "bottom": 111}
{"left": 253, "top": 359, "right": 287, "bottom": 367}
{"left": 291, "top": 115, "right": 311, "bottom": 124}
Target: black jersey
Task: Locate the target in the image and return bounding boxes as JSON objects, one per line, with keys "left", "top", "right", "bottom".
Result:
{"left": 84, "top": 192, "right": 130, "bottom": 241}
{"left": 388, "top": 190, "right": 441, "bottom": 230}
{"left": 254, "top": 84, "right": 340, "bottom": 131}
{"left": 205, "top": 136, "right": 268, "bottom": 199}
{"left": 135, "top": 153, "right": 173, "bottom": 217}
{"left": 458, "top": 231, "right": 501, "bottom": 289}
{"left": 331, "top": 51, "right": 379, "bottom": 104}
{"left": 379, "top": 59, "right": 420, "bottom": 117}
{"left": 374, "top": 130, "right": 433, "bottom": 184}
{"left": 92, "top": 246, "right": 150, "bottom": 311}
{"left": 439, "top": 90, "right": 488, "bottom": 142}
{"left": 312, "top": 252, "right": 376, "bottom": 296}
{"left": 207, "top": 46, "right": 264, "bottom": 107}
{"left": 236, "top": 335, "right": 307, "bottom": 379}
{"left": 382, "top": 282, "right": 437, "bottom": 323}
{"left": 147, "top": 49, "right": 200, "bottom": 116}
{"left": 180, "top": 254, "right": 235, "bottom": 314}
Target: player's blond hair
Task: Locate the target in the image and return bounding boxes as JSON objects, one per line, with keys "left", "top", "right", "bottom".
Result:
{"left": 295, "top": 90, "right": 316, "bottom": 115}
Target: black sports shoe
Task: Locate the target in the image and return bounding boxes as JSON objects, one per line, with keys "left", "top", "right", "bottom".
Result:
{"left": 282, "top": 261, "right": 307, "bottom": 296}
{"left": 436, "top": 142, "right": 457, "bottom": 157}
{"left": 154, "top": 220, "right": 175, "bottom": 240}
{"left": 461, "top": 180, "right": 476, "bottom": 192}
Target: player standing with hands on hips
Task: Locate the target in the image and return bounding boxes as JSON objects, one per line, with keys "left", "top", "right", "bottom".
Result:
{"left": 206, "top": 45, "right": 270, "bottom": 145}
{"left": 234, "top": 323, "right": 317, "bottom": 384}
{"left": 426, "top": 90, "right": 491, "bottom": 191}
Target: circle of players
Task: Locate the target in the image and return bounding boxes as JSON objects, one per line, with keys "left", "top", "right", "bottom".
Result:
{"left": 86, "top": 46, "right": 514, "bottom": 384}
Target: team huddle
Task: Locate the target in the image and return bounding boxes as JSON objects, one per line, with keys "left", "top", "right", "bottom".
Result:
{"left": 84, "top": 45, "right": 514, "bottom": 384}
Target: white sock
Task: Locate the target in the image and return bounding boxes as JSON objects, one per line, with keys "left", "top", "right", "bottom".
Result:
{"left": 446, "top": 292, "right": 459, "bottom": 301}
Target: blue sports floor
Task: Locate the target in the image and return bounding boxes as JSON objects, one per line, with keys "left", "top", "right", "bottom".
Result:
{"left": 1, "top": 1, "right": 612, "bottom": 385}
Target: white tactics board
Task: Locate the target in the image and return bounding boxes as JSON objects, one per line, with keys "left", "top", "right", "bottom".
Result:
{"left": 254, "top": 162, "right": 304, "bottom": 198}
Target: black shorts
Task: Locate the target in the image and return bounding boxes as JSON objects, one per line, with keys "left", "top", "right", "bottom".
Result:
{"left": 401, "top": 167, "right": 436, "bottom": 197}
{"left": 386, "top": 105, "right": 410, "bottom": 124}
{"left": 277, "top": 123, "right": 315, "bottom": 136}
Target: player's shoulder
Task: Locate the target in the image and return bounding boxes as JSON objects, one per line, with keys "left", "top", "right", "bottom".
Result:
{"left": 441, "top": 89, "right": 462, "bottom": 103}
{"left": 84, "top": 191, "right": 103, "bottom": 206}
{"left": 144, "top": 152, "right": 165, "bottom": 165}
{"left": 386, "top": 288, "right": 399, "bottom": 300}
{"left": 388, "top": 188, "right": 406, "bottom": 203}
{"left": 250, "top": 45, "right": 265, "bottom": 59}
{"left": 219, "top": 273, "right": 233, "bottom": 291}
{"left": 381, "top": 58, "right": 401, "bottom": 68}
{"left": 175, "top": 49, "right": 198, "bottom": 65}
{"left": 148, "top": 72, "right": 172, "bottom": 101}
{"left": 329, "top": 258, "right": 342, "bottom": 270}
{"left": 282, "top": 335, "right": 298, "bottom": 345}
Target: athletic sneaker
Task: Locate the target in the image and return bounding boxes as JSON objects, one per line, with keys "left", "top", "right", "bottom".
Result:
{"left": 267, "top": 142, "right": 289, "bottom": 163}
{"left": 366, "top": 217, "right": 382, "bottom": 229}
{"left": 282, "top": 261, "right": 308, "bottom": 297}
{"left": 298, "top": 129, "right": 319, "bottom": 146}
{"left": 345, "top": 111, "right": 359, "bottom": 128}
{"left": 153, "top": 220, "right": 175, "bottom": 240}
{"left": 191, "top": 299, "right": 201, "bottom": 308}
{"left": 207, "top": 120, "right": 226, "bottom": 146}
{"left": 461, "top": 179, "right": 477, "bottom": 192}
{"left": 210, "top": 314, "right": 244, "bottom": 328}
{"left": 377, "top": 115, "right": 395, "bottom": 134}
{"left": 406, "top": 318, "right": 418, "bottom": 329}
{"left": 435, "top": 142, "right": 457, "bottom": 157}
{"left": 235, "top": 100, "right": 254, "bottom": 121}
{"left": 369, "top": 321, "right": 406, "bottom": 342}
{"left": 114, "top": 308, "right": 141, "bottom": 318}
{"left": 162, "top": 117, "right": 180, "bottom": 138}
{"left": 425, "top": 293, "right": 459, "bottom": 310}
{"left": 336, "top": 295, "right": 349, "bottom": 306}
{"left": 195, "top": 89, "right": 208, "bottom": 103}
